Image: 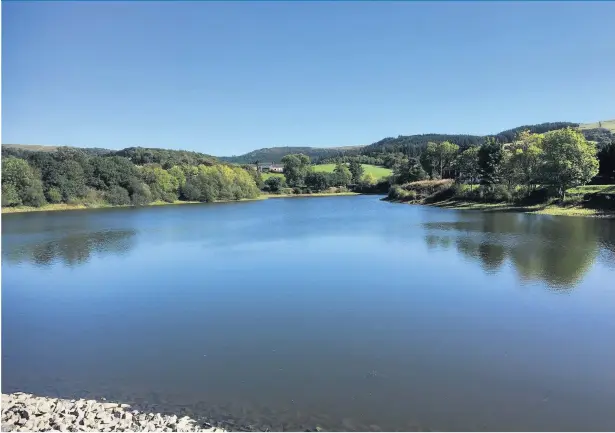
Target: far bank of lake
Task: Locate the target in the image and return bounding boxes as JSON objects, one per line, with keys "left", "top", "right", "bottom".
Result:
{"left": 3, "top": 189, "right": 614, "bottom": 219}
{"left": 0, "top": 193, "right": 360, "bottom": 215}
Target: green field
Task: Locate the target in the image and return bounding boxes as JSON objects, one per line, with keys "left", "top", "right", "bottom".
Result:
{"left": 261, "top": 164, "right": 392, "bottom": 182}
{"left": 261, "top": 172, "right": 285, "bottom": 181}
{"left": 579, "top": 119, "right": 615, "bottom": 132}
{"left": 312, "top": 163, "right": 392, "bottom": 180}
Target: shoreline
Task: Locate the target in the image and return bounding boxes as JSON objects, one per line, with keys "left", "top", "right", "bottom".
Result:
{"left": 386, "top": 198, "right": 615, "bottom": 218}
{"left": 1, "top": 393, "right": 226, "bottom": 432}
{"left": 1, "top": 193, "right": 360, "bottom": 215}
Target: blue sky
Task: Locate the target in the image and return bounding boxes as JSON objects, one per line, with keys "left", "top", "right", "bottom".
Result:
{"left": 3, "top": 1, "right": 614, "bottom": 156}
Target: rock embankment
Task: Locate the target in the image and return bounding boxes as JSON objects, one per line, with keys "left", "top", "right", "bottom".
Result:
{"left": 1, "top": 393, "right": 226, "bottom": 432}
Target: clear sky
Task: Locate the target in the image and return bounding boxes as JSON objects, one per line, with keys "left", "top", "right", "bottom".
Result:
{"left": 2, "top": 1, "right": 614, "bottom": 156}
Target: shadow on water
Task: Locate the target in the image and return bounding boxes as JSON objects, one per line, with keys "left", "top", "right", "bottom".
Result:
{"left": 423, "top": 212, "right": 615, "bottom": 291}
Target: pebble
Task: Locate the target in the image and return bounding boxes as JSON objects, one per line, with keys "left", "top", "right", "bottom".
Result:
{"left": 1, "top": 393, "right": 225, "bottom": 432}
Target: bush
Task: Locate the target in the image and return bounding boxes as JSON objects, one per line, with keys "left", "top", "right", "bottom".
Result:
{"left": 478, "top": 184, "right": 512, "bottom": 203}
{"left": 105, "top": 186, "right": 131, "bottom": 206}
{"left": 264, "top": 176, "right": 283, "bottom": 193}
{"left": 128, "top": 181, "right": 153, "bottom": 206}
{"left": 1, "top": 184, "right": 21, "bottom": 207}
{"left": 46, "top": 187, "right": 63, "bottom": 204}
{"left": 22, "top": 184, "right": 47, "bottom": 207}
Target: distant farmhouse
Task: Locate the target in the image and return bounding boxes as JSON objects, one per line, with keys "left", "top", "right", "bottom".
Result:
{"left": 256, "top": 163, "right": 284, "bottom": 173}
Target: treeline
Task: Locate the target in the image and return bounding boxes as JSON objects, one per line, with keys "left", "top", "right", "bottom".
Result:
{"left": 1, "top": 146, "right": 260, "bottom": 208}
{"left": 388, "top": 127, "right": 613, "bottom": 204}
{"left": 261, "top": 154, "right": 388, "bottom": 194}
{"left": 220, "top": 146, "right": 353, "bottom": 165}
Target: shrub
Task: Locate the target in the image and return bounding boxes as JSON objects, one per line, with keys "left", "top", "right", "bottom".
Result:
{"left": 478, "top": 184, "right": 512, "bottom": 203}
{"left": 46, "top": 187, "right": 63, "bottom": 204}
{"left": 129, "top": 181, "right": 153, "bottom": 206}
{"left": 1, "top": 184, "right": 21, "bottom": 207}
{"left": 105, "top": 186, "right": 131, "bottom": 206}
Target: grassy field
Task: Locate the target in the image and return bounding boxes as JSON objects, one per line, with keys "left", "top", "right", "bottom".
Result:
{"left": 261, "top": 172, "right": 285, "bottom": 181}
{"left": 579, "top": 119, "right": 615, "bottom": 132}
{"left": 260, "top": 164, "right": 392, "bottom": 182}
{"left": 312, "top": 163, "right": 392, "bottom": 179}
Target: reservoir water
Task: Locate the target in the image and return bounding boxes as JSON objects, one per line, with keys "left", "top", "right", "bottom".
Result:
{"left": 2, "top": 196, "right": 615, "bottom": 431}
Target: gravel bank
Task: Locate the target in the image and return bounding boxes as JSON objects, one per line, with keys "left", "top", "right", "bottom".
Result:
{"left": 1, "top": 393, "right": 226, "bottom": 432}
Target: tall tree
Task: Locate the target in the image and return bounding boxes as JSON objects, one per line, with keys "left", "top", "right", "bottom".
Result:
{"left": 541, "top": 128, "right": 599, "bottom": 198}
{"left": 478, "top": 137, "right": 504, "bottom": 188}
{"left": 281, "top": 154, "right": 311, "bottom": 187}
{"left": 422, "top": 141, "right": 460, "bottom": 178}
{"left": 348, "top": 160, "right": 364, "bottom": 183}
{"left": 507, "top": 130, "right": 544, "bottom": 194}
{"left": 333, "top": 163, "right": 352, "bottom": 186}
{"left": 453, "top": 147, "right": 480, "bottom": 190}
{"left": 1, "top": 157, "right": 47, "bottom": 207}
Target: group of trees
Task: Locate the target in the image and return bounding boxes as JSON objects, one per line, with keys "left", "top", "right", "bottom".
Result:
{"left": 1, "top": 146, "right": 260, "bottom": 208}
{"left": 390, "top": 127, "right": 605, "bottom": 199}
{"left": 259, "top": 154, "right": 374, "bottom": 193}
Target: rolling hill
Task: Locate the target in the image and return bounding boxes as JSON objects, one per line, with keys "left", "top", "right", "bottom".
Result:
{"left": 218, "top": 146, "right": 364, "bottom": 164}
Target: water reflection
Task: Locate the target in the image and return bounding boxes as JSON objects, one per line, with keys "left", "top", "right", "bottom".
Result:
{"left": 2, "top": 230, "right": 136, "bottom": 268}
{"left": 423, "top": 213, "right": 615, "bottom": 290}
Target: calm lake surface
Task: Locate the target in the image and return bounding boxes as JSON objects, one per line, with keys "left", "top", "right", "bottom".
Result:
{"left": 2, "top": 196, "right": 615, "bottom": 431}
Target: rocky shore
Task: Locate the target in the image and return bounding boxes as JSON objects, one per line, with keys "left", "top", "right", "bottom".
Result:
{"left": 1, "top": 393, "right": 226, "bottom": 432}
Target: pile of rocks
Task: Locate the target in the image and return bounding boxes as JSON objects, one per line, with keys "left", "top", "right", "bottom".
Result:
{"left": 1, "top": 393, "right": 225, "bottom": 432}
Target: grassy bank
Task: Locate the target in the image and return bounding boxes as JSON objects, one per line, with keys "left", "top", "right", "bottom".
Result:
{"left": 313, "top": 163, "right": 392, "bottom": 179}
{"left": 1, "top": 192, "right": 361, "bottom": 214}
{"left": 387, "top": 180, "right": 615, "bottom": 218}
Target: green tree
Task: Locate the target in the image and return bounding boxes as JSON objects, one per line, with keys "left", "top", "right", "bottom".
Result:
{"left": 422, "top": 141, "right": 460, "bottom": 178}
{"left": 478, "top": 137, "right": 504, "bottom": 188}
{"left": 264, "top": 176, "right": 284, "bottom": 193}
{"left": 1, "top": 157, "right": 47, "bottom": 207}
{"left": 281, "top": 154, "right": 311, "bottom": 187}
{"left": 2, "top": 183, "right": 21, "bottom": 207}
{"left": 362, "top": 173, "right": 377, "bottom": 185}
{"left": 507, "top": 130, "right": 544, "bottom": 194}
{"left": 453, "top": 147, "right": 480, "bottom": 190}
{"left": 305, "top": 172, "right": 329, "bottom": 192}
{"left": 393, "top": 158, "right": 428, "bottom": 184}
{"left": 333, "top": 163, "right": 352, "bottom": 186}
{"left": 348, "top": 160, "right": 364, "bottom": 183}
{"left": 140, "top": 165, "right": 179, "bottom": 202}
{"left": 105, "top": 186, "right": 131, "bottom": 205}
{"left": 541, "top": 127, "right": 599, "bottom": 198}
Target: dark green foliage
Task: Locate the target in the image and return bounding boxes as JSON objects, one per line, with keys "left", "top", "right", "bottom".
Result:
{"left": 87, "top": 156, "right": 140, "bottom": 190}
{"left": 127, "top": 180, "right": 153, "bottom": 206}
{"left": 116, "top": 147, "right": 216, "bottom": 169}
{"left": 597, "top": 142, "right": 615, "bottom": 181}
{"left": 1, "top": 157, "right": 47, "bottom": 207}
{"left": 348, "top": 160, "right": 364, "bottom": 183}
{"left": 1, "top": 144, "right": 259, "bottom": 209}
{"left": 494, "top": 122, "right": 578, "bottom": 143}
{"left": 105, "top": 186, "right": 131, "bottom": 206}
{"left": 2, "top": 184, "right": 21, "bottom": 207}
{"left": 220, "top": 146, "right": 358, "bottom": 164}
{"left": 281, "top": 154, "right": 311, "bottom": 187}
{"left": 304, "top": 172, "right": 329, "bottom": 192}
{"left": 46, "top": 187, "right": 63, "bottom": 204}
{"left": 264, "top": 176, "right": 284, "bottom": 193}
{"left": 393, "top": 158, "right": 428, "bottom": 184}
{"left": 478, "top": 138, "right": 504, "bottom": 187}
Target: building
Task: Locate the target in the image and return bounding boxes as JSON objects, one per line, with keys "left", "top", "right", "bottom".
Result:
{"left": 257, "top": 163, "right": 284, "bottom": 173}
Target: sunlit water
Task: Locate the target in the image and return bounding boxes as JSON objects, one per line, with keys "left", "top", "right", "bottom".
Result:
{"left": 2, "top": 196, "right": 615, "bottom": 431}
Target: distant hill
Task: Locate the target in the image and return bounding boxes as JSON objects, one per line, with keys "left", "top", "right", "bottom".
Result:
{"left": 579, "top": 119, "right": 615, "bottom": 133}
{"left": 2, "top": 143, "right": 112, "bottom": 156}
{"left": 1, "top": 144, "right": 219, "bottom": 168}
{"left": 219, "top": 146, "right": 364, "bottom": 164}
